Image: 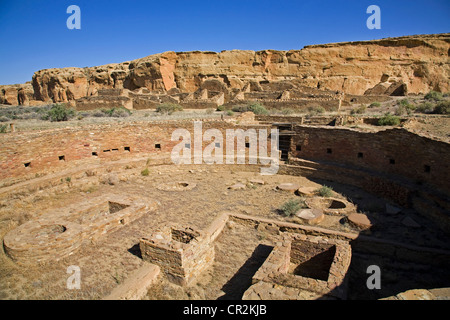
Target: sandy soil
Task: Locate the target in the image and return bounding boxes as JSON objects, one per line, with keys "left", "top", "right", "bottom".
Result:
{"left": 0, "top": 163, "right": 449, "bottom": 300}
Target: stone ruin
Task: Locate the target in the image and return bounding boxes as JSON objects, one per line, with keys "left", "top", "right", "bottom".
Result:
{"left": 0, "top": 111, "right": 449, "bottom": 300}
{"left": 135, "top": 211, "right": 353, "bottom": 299}
{"left": 3, "top": 194, "right": 158, "bottom": 264}
{"left": 72, "top": 81, "right": 391, "bottom": 113}
{"left": 139, "top": 225, "right": 215, "bottom": 286}
{"left": 243, "top": 233, "right": 352, "bottom": 300}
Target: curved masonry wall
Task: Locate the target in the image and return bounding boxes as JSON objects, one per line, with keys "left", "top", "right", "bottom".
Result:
{"left": 0, "top": 121, "right": 449, "bottom": 231}
{"left": 286, "top": 125, "right": 450, "bottom": 232}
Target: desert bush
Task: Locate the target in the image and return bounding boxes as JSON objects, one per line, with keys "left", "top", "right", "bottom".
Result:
{"left": 45, "top": 104, "right": 76, "bottom": 122}
{"left": 369, "top": 102, "right": 381, "bottom": 108}
{"left": 111, "top": 107, "right": 132, "bottom": 117}
{"left": 395, "top": 104, "right": 415, "bottom": 116}
{"left": 433, "top": 101, "right": 450, "bottom": 114}
{"left": 141, "top": 168, "right": 150, "bottom": 176}
{"left": 397, "top": 99, "right": 410, "bottom": 107}
{"left": 216, "top": 105, "right": 225, "bottom": 111}
{"left": 317, "top": 185, "right": 333, "bottom": 197}
{"left": 226, "top": 110, "right": 234, "bottom": 116}
{"left": 0, "top": 116, "right": 10, "bottom": 122}
{"left": 280, "top": 108, "right": 295, "bottom": 115}
{"left": 377, "top": 113, "right": 401, "bottom": 126}
{"left": 231, "top": 105, "right": 248, "bottom": 113}
{"left": 415, "top": 102, "right": 435, "bottom": 114}
{"left": 98, "top": 107, "right": 131, "bottom": 117}
{"left": 280, "top": 198, "right": 307, "bottom": 217}
{"left": 155, "top": 103, "right": 183, "bottom": 115}
{"left": 395, "top": 99, "right": 415, "bottom": 115}
{"left": 307, "top": 105, "right": 325, "bottom": 116}
{"left": 247, "top": 103, "right": 268, "bottom": 115}
{"left": 350, "top": 105, "right": 367, "bottom": 115}
{"left": 231, "top": 103, "right": 268, "bottom": 115}
{"left": 424, "top": 90, "right": 443, "bottom": 101}
{"left": 0, "top": 124, "right": 7, "bottom": 133}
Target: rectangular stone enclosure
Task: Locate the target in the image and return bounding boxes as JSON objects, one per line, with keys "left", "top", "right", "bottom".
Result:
{"left": 250, "top": 234, "right": 352, "bottom": 299}
{"left": 139, "top": 225, "right": 214, "bottom": 286}
{"left": 289, "top": 240, "right": 336, "bottom": 281}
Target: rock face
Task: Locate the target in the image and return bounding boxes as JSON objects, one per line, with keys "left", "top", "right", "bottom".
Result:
{"left": 1, "top": 33, "right": 449, "bottom": 105}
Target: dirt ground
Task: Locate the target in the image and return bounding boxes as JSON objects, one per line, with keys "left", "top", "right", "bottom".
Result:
{"left": 1, "top": 104, "right": 449, "bottom": 300}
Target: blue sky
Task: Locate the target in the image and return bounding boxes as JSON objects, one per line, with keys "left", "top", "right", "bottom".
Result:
{"left": 0, "top": 0, "right": 449, "bottom": 85}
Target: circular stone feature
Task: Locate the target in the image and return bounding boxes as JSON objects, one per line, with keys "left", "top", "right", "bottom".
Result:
{"left": 348, "top": 213, "right": 372, "bottom": 230}
{"left": 305, "top": 197, "right": 354, "bottom": 215}
{"left": 296, "top": 187, "right": 317, "bottom": 197}
{"left": 294, "top": 208, "right": 324, "bottom": 225}
{"left": 35, "top": 224, "right": 67, "bottom": 238}
{"left": 277, "top": 183, "right": 300, "bottom": 193}
{"left": 157, "top": 181, "right": 197, "bottom": 191}
{"left": 3, "top": 220, "right": 83, "bottom": 264}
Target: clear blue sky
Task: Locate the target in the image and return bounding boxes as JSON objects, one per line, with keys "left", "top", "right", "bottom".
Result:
{"left": 0, "top": 0, "right": 449, "bottom": 85}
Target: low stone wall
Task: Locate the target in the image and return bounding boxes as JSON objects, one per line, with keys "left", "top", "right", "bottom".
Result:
{"left": 3, "top": 193, "right": 158, "bottom": 264}
{"left": 75, "top": 96, "right": 132, "bottom": 110}
{"left": 244, "top": 233, "right": 352, "bottom": 300}
{"left": 103, "top": 263, "right": 161, "bottom": 300}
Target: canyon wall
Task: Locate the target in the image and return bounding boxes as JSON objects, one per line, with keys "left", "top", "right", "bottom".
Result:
{"left": 1, "top": 33, "right": 449, "bottom": 105}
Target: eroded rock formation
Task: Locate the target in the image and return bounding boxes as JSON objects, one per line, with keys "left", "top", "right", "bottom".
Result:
{"left": 1, "top": 33, "right": 449, "bottom": 105}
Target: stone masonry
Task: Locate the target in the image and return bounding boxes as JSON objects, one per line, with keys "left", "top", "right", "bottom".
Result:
{"left": 3, "top": 193, "right": 158, "bottom": 264}
{"left": 139, "top": 225, "right": 215, "bottom": 286}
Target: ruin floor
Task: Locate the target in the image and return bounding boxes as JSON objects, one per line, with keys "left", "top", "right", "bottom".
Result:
{"left": 0, "top": 165, "right": 449, "bottom": 299}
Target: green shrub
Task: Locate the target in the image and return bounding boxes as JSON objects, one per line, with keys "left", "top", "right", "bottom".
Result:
{"left": 350, "top": 105, "right": 367, "bottom": 115}
{"left": 231, "top": 105, "right": 244, "bottom": 112}
{"left": 395, "top": 104, "right": 415, "bottom": 116}
{"left": 369, "top": 102, "right": 381, "bottom": 108}
{"left": 46, "top": 104, "right": 76, "bottom": 122}
{"left": 155, "top": 103, "right": 183, "bottom": 115}
{"left": 226, "top": 110, "right": 234, "bottom": 116}
{"left": 231, "top": 103, "right": 268, "bottom": 115}
{"left": 0, "top": 124, "right": 7, "bottom": 133}
{"left": 216, "top": 105, "right": 225, "bottom": 111}
{"left": 141, "top": 168, "right": 150, "bottom": 176}
{"left": 433, "top": 101, "right": 450, "bottom": 114}
{"left": 394, "top": 99, "right": 415, "bottom": 115}
{"left": 281, "top": 108, "right": 295, "bottom": 115}
{"left": 397, "top": 99, "right": 411, "bottom": 107}
{"left": 377, "top": 113, "right": 401, "bottom": 126}
{"left": 100, "top": 107, "right": 131, "bottom": 117}
{"left": 317, "top": 185, "right": 333, "bottom": 198}
{"left": 307, "top": 105, "right": 325, "bottom": 116}
{"left": 248, "top": 103, "right": 268, "bottom": 115}
{"left": 280, "top": 198, "right": 307, "bottom": 217}
{"left": 424, "top": 91, "right": 443, "bottom": 101}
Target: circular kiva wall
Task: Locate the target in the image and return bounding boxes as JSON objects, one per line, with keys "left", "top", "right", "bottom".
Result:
{"left": 3, "top": 194, "right": 157, "bottom": 264}
{"left": 0, "top": 120, "right": 449, "bottom": 233}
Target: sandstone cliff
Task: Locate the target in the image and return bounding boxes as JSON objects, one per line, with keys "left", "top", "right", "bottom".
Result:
{"left": 1, "top": 33, "right": 449, "bottom": 105}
